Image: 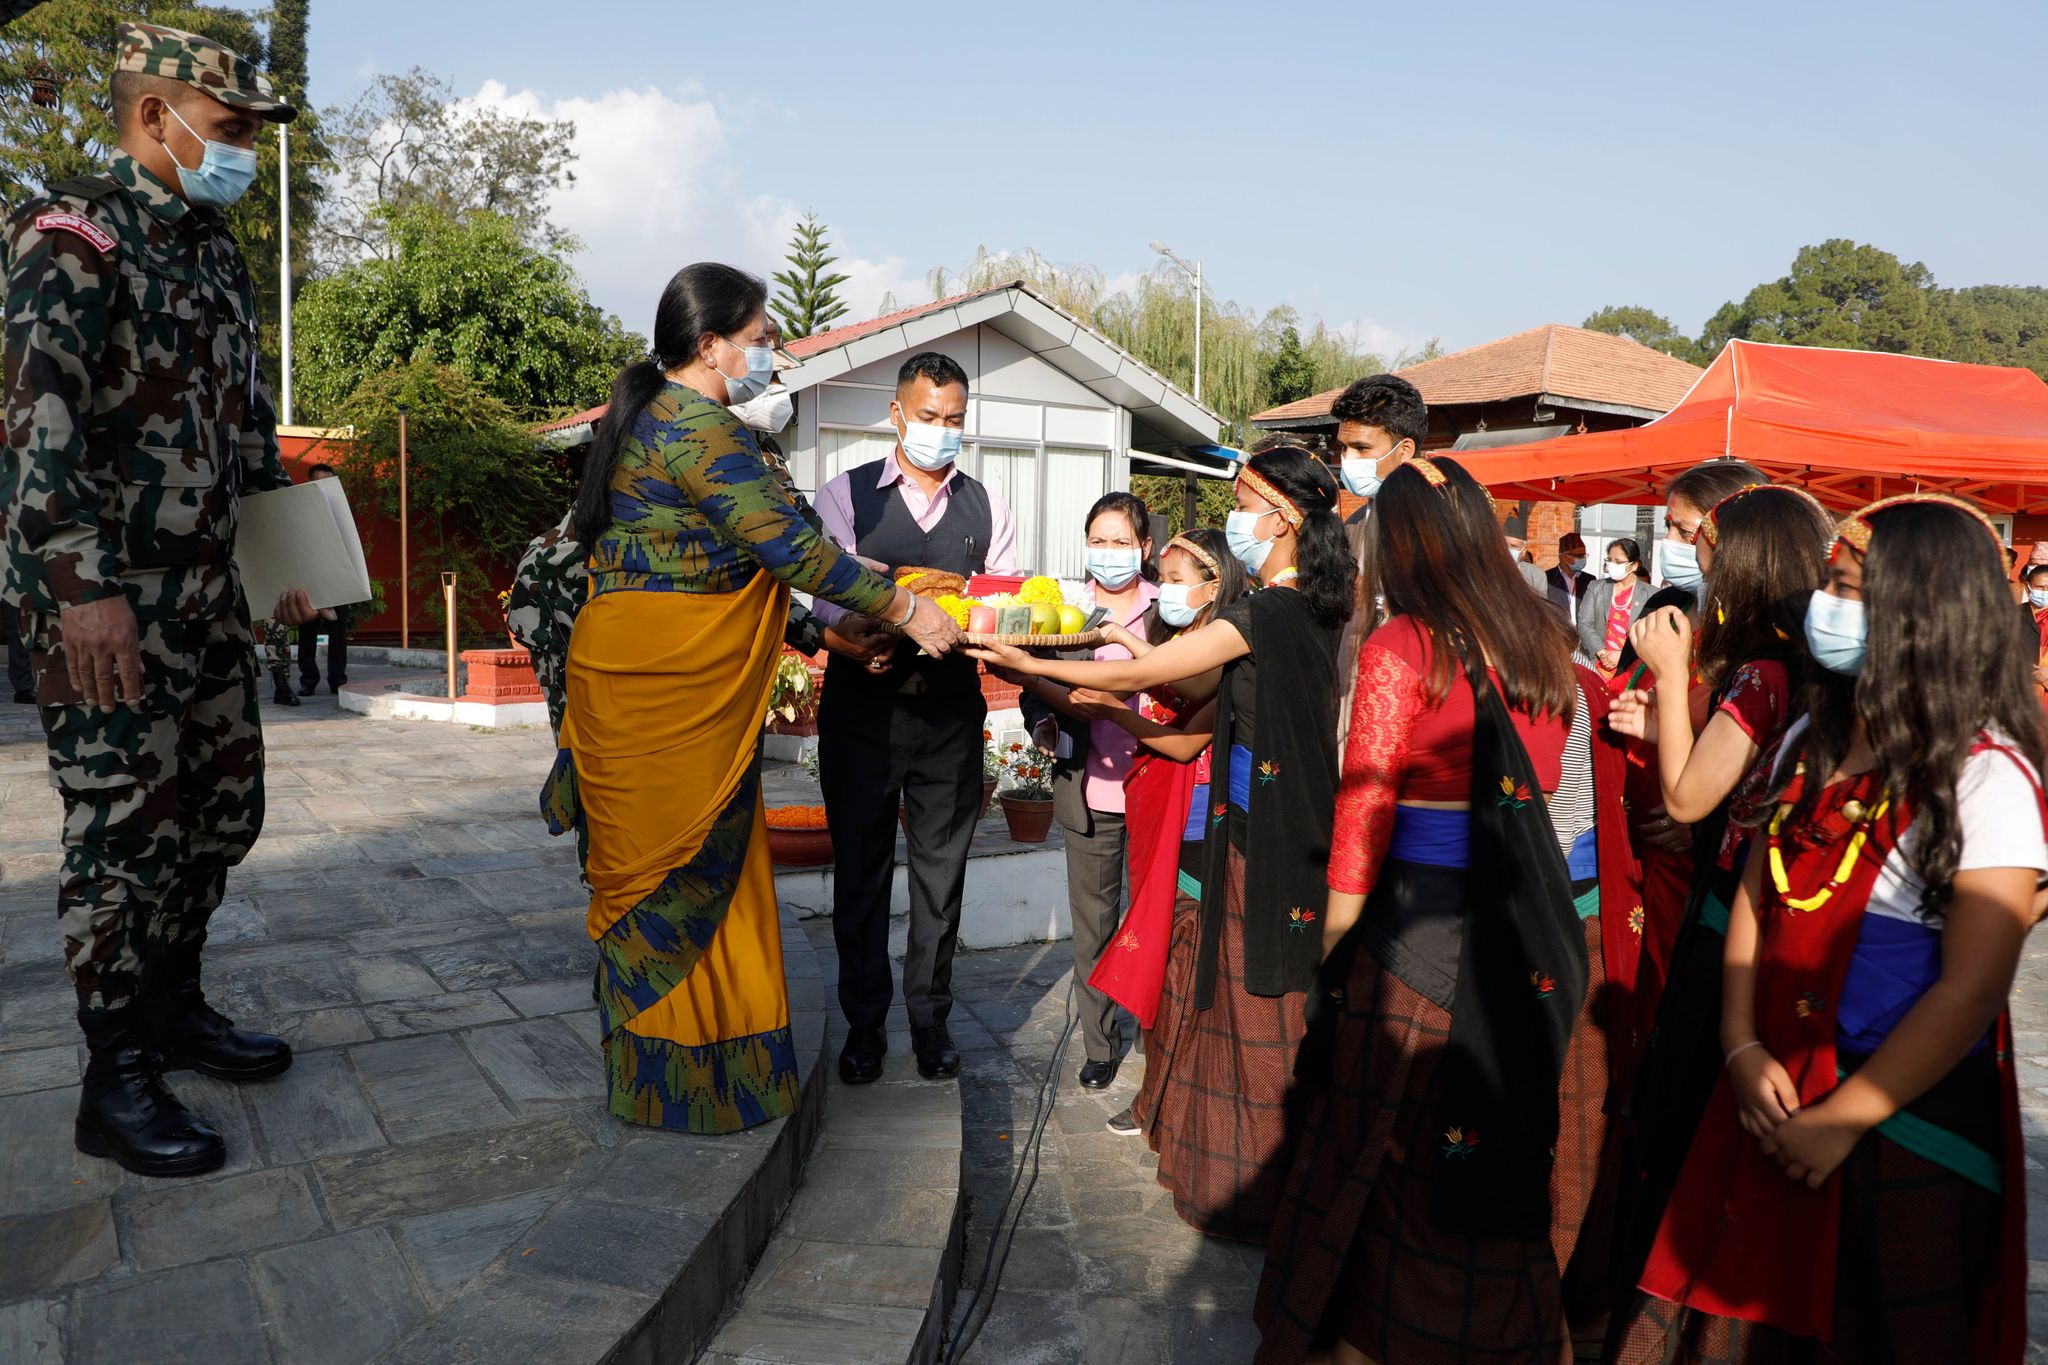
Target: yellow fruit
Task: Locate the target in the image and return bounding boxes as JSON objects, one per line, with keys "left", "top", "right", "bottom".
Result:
{"left": 1018, "top": 575, "right": 1063, "bottom": 607}
{"left": 1029, "top": 602, "right": 1059, "bottom": 635}
{"left": 1056, "top": 604, "right": 1086, "bottom": 634}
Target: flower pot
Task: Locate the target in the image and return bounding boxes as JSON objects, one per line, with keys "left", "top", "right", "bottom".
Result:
{"left": 999, "top": 794, "right": 1054, "bottom": 844}
{"left": 766, "top": 824, "right": 834, "bottom": 867}
{"left": 979, "top": 778, "right": 998, "bottom": 821}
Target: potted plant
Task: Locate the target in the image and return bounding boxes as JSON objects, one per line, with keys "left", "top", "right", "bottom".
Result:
{"left": 765, "top": 651, "right": 821, "bottom": 736}
{"left": 996, "top": 740, "right": 1055, "bottom": 843}
{"left": 764, "top": 803, "right": 832, "bottom": 866}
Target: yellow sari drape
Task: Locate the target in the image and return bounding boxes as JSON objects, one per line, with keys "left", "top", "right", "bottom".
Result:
{"left": 560, "top": 572, "right": 796, "bottom": 1132}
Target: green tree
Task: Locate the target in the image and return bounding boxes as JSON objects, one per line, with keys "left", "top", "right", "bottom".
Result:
{"left": 1129, "top": 472, "right": 1238, "bottom": 536}
{"left": 313, "top": 66, "right": 575, "bottom": 269}
{"left": 769, "top": 211, "right": 850, "bottom": 339}
{"left": 1582, "top": 304, "right": 1696, "bottom": 360}
{"left": 1696, "top": 240, "right": 1948, "bottom": 360}
{"left": 331, "top": 358, "right": 569, "bottom": 637}
{"left": 1262, "top": 324, "right": 1318, "bottom": 406}
{"left": 291, "top": 203, "right": 644, "bottom": 423}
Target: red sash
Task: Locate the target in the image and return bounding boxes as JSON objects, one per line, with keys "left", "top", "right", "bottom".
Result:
{"left": 1577, "top": 668, "right": 1646, "bottom": 1092}
{"left": 1640, "top": 740, "right": 2037, "bottom": 1359}
{"left": 1088, "top": 692, "right": 1207, "bottom": 1030}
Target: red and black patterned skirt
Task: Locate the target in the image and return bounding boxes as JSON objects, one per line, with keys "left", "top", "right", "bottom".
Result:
{"left": 1134, "top": 849, "right": 1308, "bottom": 1243}
{"left": 1253, "top": 903, "right": 1610, "bottom": 1364}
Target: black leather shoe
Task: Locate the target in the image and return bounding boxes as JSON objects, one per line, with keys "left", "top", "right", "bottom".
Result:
{"left": 11, "top": 690, "right": 33, "bottom": 705}
{"left": 143, "top": 953, "right": 292, "bottom": 1082}
{"left": 271, "top": 677, "right": 300, "bottom": 707}
{"left": 911, "top": 1025, "right": 960, "bottom": 1080}
{"left": 299, "top": 681, "right": 320, "bottom": 697}
{"left": 838, "top": 1025, "right": 887, "bottom": 1084}
{"left": 1078, "top": 1058, "right": 1119, "bottom": 1089}
{"left": 74, "top": 1008, "right": 226, "bottom": 1178}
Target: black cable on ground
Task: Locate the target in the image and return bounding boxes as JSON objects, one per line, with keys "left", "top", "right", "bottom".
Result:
{"left": 942, "top": 975, "right": 1079, "bottom": 1363}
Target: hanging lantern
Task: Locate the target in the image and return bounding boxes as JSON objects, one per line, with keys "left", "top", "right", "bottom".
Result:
{"left": 28, "top": 63, "right": 59, "bottom": 110}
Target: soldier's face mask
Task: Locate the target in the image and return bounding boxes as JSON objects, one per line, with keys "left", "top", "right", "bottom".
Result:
{"left": 160, "top": 101, "right": 259, "bottom": 209}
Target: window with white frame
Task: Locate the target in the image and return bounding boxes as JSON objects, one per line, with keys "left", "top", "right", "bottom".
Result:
{"left": 1042, "top": 446, "right": 1110, "bottom": 579}
{"left": 817, "top": 428, "right": 899, "bottom": 488}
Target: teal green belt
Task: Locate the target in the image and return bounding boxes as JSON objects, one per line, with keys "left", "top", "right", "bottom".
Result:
{"left": 1699, "top": 888, "right": 1731, "bottom": 936}
{"left": 1836, "top": 1064, "right": 2001, "bottom": 1193}
{"left": 1177, "top": 869, "right": 1202, "bottom": 900}
{"left": 1572, "top": 884, "right": 1601, "bottom": 921}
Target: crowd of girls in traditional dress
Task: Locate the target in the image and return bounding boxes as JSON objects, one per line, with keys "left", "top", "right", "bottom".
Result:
{"left": 977, "top": 438, "right": 2046, "bottom": 1365}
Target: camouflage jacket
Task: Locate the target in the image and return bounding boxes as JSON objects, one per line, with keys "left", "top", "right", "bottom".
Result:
{"left": 1, "top": 151, "right": 289, "bottom": 622}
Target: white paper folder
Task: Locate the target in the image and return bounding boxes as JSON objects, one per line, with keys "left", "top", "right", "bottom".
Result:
{"left": 233, "top": 479, "right": 373, "bottom": 614}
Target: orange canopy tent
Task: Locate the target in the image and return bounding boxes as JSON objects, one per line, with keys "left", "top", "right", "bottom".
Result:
{"left": 1453, "top": 339, "right": 2048, "bottom": 513}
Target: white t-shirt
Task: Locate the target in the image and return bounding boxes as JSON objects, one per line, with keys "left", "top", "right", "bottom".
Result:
{"left": 1775, "top": 717, "right": 2048, "bottom": 925}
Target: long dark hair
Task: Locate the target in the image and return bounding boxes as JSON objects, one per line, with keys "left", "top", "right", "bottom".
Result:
{"left": 1085, "top": 491, "right": 1159, "bottom": 584}
{"left": 1243, "top": 446, "right": 1352, "bottom": 629}
{"left": 1694, "top": 486, "right": 1831, "bottom": 689}
{"left": 1369, "top": 456, "right": 1577, "bottom": 720}
{"left": 1148, "top": 526, "right": 1248, "bottom": 645}
{"left": 1776, "top": 502, "right": 2048, "bottom": 917}
{"left": 571, "top": 263, "right": 768, "bottom": 547}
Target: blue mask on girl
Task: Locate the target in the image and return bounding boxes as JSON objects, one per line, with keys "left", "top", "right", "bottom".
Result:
{"left": 1804, "top": 590, "right": 1867, "bottom": 676}
{"left": 1156, "top": 581, "right": 1212, "bottom": 627}
{"left": 1225, "top": 508, "right": 1279, "bottom": 575}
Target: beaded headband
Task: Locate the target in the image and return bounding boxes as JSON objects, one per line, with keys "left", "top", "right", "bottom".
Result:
{"left": 1163, "top": 533, "right": 1221, "bottom": 579}
{"left": 1236, "top": 467, "right": 1303, "bottom": 529}
{"left": 1832, "top": 492, "right": 2005, "bottom": 561}
{"left": 1405, "top": 454, "right": 1499, "bottom": 517}
{"left": 1698, "top": 483, "right": 1830, "bottom": 549}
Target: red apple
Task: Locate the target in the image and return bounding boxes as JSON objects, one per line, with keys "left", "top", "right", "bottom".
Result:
{"left": 967, "top": 604, "right": 999, "bottom": 634}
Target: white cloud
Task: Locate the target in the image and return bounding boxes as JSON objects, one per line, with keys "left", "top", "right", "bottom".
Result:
{"left": 460, "top": 80, "right": 926, "bottom": 338}
{"left": 1332, "top": 318, "right": 1430, "bottom": 364}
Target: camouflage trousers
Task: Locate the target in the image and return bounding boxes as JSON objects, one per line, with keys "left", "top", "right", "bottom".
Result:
{"left": 30, "top": 609, "right": 266, "bottom": 1012}
{"left": 260, "top": 619, "right": 290, "bottom": 678}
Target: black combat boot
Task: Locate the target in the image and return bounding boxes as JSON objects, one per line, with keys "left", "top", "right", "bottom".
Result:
{"left": 74, "top": 1007, "right": 226, "bottom": 1177}
{"left": 143, "top": 945, "right": 293, "bottom": 1081}
{"left": 270, "top": 669, "right": 300, "bottom": 706}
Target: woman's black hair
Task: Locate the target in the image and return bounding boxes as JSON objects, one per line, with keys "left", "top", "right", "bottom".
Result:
{"left": 1774, "top": 502, "right": 2048, "bottom": 918}
{"left": 2025, "top": 562, "right": 2048, "bottom": 587}
{"left": 571, "top": 263, "right": 768, "bottom": 547}
{"left": 1694, "top": 487, "right": 1831, "bottom": 690}
{"left": 1664, "top": 459, "right": 1769, "bottom": 518}
{"left": 1243, "top": 446, "right": 1353, "bottom": 629}
{"left": 1606, "top": 536, "right": 1651, "bottom": 582}
{"left": 1370, "top": 456, "right": 1578, "bottom": 720}
{"left": 1085, "top": 491, "right": 1159, "bottom": 584}
{"left": 1148, "top": 526, "right": 1248, "bottom": 645}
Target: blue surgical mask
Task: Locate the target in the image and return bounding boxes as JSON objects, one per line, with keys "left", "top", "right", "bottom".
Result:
{"left": 1085, "top": 547, "right": 1142, "bottom": 590}
{"left": 1226, "top": 508, "right": 1279, "bottom": 575}
{"left": 898, "top": 418, "right": 962, "bottom": 471}
{"left": 1157, "top": 581, "right": 1213, "bottom": 627}
{"left": 1804, "top": 590, "right": 1867, "bottom": 676}
{"left": 2031, "top": 588, "right": 2048, "bottom": 609}
{"left": 163, "top": 103, "right": 258, "bottom": 209}
{"left": 1661, "top": 539, "right": 1704, "bottom": 592}
{"left": 714, "top": 339, "right": 776, "bottom": 404}
{"left": 1340, "top": 459, "right": 1382, "bottom": 498}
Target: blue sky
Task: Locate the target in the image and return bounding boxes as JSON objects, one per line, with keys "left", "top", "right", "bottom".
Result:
{"left": 279, "top": 0, "right": 2048, "bottom": 358}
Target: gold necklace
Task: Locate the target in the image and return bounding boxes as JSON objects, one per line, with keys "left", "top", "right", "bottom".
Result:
{"left": 1766, "top": 788, "right": 1889, "bottom": 913}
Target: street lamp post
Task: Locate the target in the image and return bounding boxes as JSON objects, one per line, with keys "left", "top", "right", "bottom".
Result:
{"left": 1149, "top": 240, "right": 1202, "bottom": 404}
{"left": 278, "top": 122, "right": 293, "bottom": 425}
{"left": 398, "top": 405, "right": 410, "bottom": 649}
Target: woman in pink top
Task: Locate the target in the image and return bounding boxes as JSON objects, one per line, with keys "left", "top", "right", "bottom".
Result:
{"left": 1577, "top": 536, "right": 1651, "bottom": 676}
{"left": 1014, "top": 492, "right": 1160, "bottom": 1089}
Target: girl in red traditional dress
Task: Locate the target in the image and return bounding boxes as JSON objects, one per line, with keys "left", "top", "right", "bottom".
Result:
{"left": 1614, "top": 493, "right": 2046, "bottom": 1364}
{"left": 1255, "top": 456, "right": 1592, "bottom": 1365}
{"left": 1065, "top": 529, "right": 1248, "bottom": 1137}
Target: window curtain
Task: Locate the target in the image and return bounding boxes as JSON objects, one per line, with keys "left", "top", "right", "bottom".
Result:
{"left": 1043, "top": 447, "right": 1109, "bottom": 580}
{"left": 977, "top": 445, "right": 1039, "bottom": 574}
{"left": 817, "top": 429, "right": 901, "bottom": 489}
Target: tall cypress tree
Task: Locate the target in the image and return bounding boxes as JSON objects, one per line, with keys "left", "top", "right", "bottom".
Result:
{"left": 770, "top": 212, "right": 851, "bottom": 339}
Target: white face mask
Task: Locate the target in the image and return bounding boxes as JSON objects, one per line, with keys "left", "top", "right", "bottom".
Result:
{"left": 1606, "top": 561, "right": 1634, "bottom": 582}
{"left": 730, "top": 387, "right": 792, "bottom": 433}
{"left": 896, "top": 409, "right": 963, "bottom": 471}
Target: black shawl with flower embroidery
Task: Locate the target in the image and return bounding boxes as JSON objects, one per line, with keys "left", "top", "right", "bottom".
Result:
{"left": 1194, "top": 588, "right": 1339, "bottom": 1006}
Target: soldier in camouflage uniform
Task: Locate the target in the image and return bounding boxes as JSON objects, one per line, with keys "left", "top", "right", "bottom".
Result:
{"left": 0, "top": 23, "right": 312, "bottom": 1178}
{"left": 259, "top": 617, "right": 298, "bottom": 705}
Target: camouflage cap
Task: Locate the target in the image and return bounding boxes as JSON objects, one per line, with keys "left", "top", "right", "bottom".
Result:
{"left": 114, "top": 21, "right": 297, "bottom": 123}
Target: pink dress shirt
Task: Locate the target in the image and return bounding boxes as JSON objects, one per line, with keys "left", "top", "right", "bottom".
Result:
{"left": 1080, "top": 578, "right": 1159, "bottom": 815}
{"left": 811, "top": 450, "right": 1019, "bottom": 626}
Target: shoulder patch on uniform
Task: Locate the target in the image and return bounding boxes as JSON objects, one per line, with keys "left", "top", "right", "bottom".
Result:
{"left": 33, "top": 211, "right": 115, "bottom": 254}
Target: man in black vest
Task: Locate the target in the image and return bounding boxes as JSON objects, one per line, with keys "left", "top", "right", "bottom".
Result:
{"left": 1545, "top": 532, "right": 1593, "bottom": 625}
{"left": 814, "top": 352, "right": 1019, "bottom": 1084}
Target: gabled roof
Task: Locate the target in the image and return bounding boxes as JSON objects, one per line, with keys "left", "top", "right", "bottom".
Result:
{"left": 777, "top": 280, "right": 1221, "bottom": 451}
{"left": 1251, "top": 324, "right": 1703, "bottom": 428}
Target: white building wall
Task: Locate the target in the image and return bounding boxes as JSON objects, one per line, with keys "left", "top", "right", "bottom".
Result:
{"left": 784, "top": 323, "right": 1133, "bottom": 579}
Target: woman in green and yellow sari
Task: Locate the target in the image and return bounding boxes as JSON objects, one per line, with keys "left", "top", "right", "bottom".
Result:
{"left": 562, "top": 263, "right": 961, "bottom": 1133}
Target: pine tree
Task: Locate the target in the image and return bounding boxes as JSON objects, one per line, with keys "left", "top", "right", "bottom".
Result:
{"left": 770, "top": 212, "right": 851, "bottom": 339}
